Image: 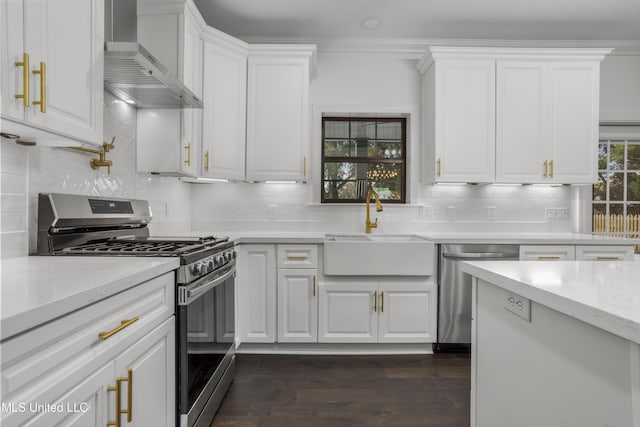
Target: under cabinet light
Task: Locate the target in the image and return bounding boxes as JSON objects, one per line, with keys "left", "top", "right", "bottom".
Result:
{"left": 180, "top": 177, "right": 229, "bottom": 184}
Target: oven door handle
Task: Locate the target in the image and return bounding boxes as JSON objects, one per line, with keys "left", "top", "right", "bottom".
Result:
{"left": 179, "top": 262, "right": 235, "bottom": 305}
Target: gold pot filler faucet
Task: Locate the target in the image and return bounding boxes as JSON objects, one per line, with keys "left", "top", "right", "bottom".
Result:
{"left": 365, "top": 189, "right": 383, "bottom": 233}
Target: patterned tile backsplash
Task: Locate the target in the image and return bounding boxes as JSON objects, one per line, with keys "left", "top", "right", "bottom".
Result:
{"left": 1, "top": 92, "right": 192, "bottom": 259}
{"left": 1, "top": 93, "right": 573, "bottom": 260}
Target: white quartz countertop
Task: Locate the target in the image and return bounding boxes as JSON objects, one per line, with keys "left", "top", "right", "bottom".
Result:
{"left": 461, "top": 260, "right": 640, "bottom": 345}
{"left": 0, "top": 256, "right": 179, "bottom": 341}
{"left": 194, "top": 231, "right": 638, "bottom": 246}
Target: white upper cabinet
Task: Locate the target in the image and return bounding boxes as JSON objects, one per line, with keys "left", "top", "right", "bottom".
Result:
{"left": 135, "top": 0, "right": 204, "bottom": 176}
{"left": 1, "top": 0, "right": 104, "bottom": 146}
{"left": 420, "top": 47, "right": 611, "bottom": 184}
{"left": 201, "top": 30, "right": 248, "bottom": 180}
{"left": 421, "top": 57, "right": 496, "bottom": 183}
{"left": 246, "top": 45, "right": 317, "bottom": 182}
{"left": 496, "top": 59, "right": 602, "bottom": 183}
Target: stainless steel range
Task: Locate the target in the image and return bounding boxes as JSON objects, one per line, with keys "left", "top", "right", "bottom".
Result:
{"left": 37, "top": 192, "right": 235, "bottom": 427}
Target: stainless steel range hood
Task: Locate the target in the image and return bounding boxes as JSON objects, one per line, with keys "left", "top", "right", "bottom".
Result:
{"left": 104, "top": 0, "right": 203, "bottom": 109}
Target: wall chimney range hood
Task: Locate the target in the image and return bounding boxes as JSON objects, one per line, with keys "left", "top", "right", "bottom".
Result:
{"left": 104, "top": 0, "right": 203, "bottom": 109}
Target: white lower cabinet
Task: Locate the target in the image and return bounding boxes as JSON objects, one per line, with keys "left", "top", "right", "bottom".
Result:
{"left": 575, "top": 245, "right": 635, "bottom": 261}
{"left": 520, "top": 244, "right": 635, "bottom": 261}
{"left": 0, "top": 272, "right": 175, "bottom": 427}
{"left": 237, "top": 244, "right": 276, "bottom": 343}
{"left": 318, "top": 279, "right": 437, "bottom": 344}
{"left": 519, "top": 245, "right": 576, "bottom": 260}
{"left": 113, "top": 318, "right": 175, "bottom": 427}
{"left": 277, "top": 269, "right": 318, "bottom": 343}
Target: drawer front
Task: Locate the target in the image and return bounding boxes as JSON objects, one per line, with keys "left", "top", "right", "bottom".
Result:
{"left": 277, "top": 245, "right": 318, "bottom": 269}
{"left": 575, "top": 245, "right": 635, "bottom": 261}
{"left": 519, "top": 245, "right": 576, "bottom": 261}
{"left": 1, "top": 272, "right": 174, "bottom": 398}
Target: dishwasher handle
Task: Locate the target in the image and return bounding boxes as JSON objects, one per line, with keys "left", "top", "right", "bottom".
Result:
{"left": 442, "top": 252, "right": 519, "bottom": 260}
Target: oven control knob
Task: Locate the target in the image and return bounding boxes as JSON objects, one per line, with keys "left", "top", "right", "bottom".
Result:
{"left": 206, "top": 260, "right": 214, "bottom": 272}
{"left": 216, "top": 255, "right": 225, "bottom": 266}
{"left": 192, "top": 263, "right": 203, "bottom": 275}
{"left": 232, "top": 250, "right": 236, "bottom": 259}
{"left": 224, "top": 251, "right": 232, "bottom": 262}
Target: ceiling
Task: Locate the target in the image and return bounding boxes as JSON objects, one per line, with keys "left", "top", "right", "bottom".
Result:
{"left": 193, "top": 0, "right": 640, "bottom": 42}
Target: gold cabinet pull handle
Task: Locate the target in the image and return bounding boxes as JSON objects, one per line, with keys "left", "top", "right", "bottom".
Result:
{"left": 99, "top": 317, "right": 139, "bottom": 340}
{"left": 204, "top": 150, "right": 209, "bottom": 172}
{"left": 107, "top": 369, "right": 132, "bottom": 426}
{"left": 15, "top": 53, "right": 29, "bottom": 107}
{"left": 184, "top": 143, "right": 191, "bottom": 167}
{"left": 107, "top": 380, "right": 120, "bottom": 427}
{"left": 543, "top": 160, "right": 548, "bottom": 178}
{"left": 124, "top": 369, "right": 132, "bottom": 422}
{"left": 549, "top": 160, "right": 554, "bottom": 178}
{"left": 373, "top": 290, "right": 377, "bottom": 312}
{"left": 596, "top": 256, "right": 621, "bottom": 260}
{"left": 303, "top": 156, "right": 307, "bottom": 177}
{"left": 312, "top": 275, "right": 316, "bottom": 297}
{"left": 437, "top": 158, "right": 441, "bottom": 177}
{"left": 32, "top": 61, "right": 46, "bottom": 113}
{"left": 537, "top": 255, "right": 560, "bottom": 260}
{"left": 380, "top": 291, "right": 384, "bottom": 313}
{"left": 287, "top": 255, "right": 308, "bottom": 260}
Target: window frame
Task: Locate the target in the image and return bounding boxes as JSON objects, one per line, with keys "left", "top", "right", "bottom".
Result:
{"left": 592, "top": 138, "right": 640, "bottom": 240}
{"left": 320, "top": 116, "right": 407, "bottom": 204}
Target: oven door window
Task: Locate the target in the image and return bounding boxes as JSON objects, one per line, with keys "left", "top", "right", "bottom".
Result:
{"left": 179, "top": 273, "right": 235, "bottom": 413}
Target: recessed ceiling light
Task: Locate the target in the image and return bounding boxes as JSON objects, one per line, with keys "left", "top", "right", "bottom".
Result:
{"left": 361, "top": 17, "right": 382, "bottom": 31}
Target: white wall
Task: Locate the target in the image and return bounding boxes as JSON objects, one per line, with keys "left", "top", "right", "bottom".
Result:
{"left": 191, "top": 50, "right": 573, "bottom": 234}
{"left": 0, "top": 92, "right": 192, "bottom": 259}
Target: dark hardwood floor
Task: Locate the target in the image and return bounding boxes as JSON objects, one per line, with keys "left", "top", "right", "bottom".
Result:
{"left": 211, "top": 353, "right": 471, "bottom": 427}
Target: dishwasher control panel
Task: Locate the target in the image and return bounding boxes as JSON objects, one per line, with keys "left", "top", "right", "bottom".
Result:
{"left": 504, "top": 291, "right": 531, "bottom": 322}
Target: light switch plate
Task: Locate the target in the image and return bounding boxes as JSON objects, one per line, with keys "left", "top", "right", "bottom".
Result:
{"left": 504, "top": 291, "right": 531, "bottom": 322}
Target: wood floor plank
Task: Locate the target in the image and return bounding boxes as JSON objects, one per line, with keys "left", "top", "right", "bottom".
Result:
{"left": 211, "top": 354, "right": 470, "bottom": 427}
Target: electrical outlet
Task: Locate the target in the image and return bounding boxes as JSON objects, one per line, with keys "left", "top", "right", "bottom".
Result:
{"left": 546, "top": 207, "right": 569, "bottom": 220}
{"left": 504, "top": 291, "right": 531, "bottom": 322}
{"left": 421, "top": 205, "right": 433, "bottom": 218}
{"left": 268, "top": 205, "right": 277, "bottom": 220}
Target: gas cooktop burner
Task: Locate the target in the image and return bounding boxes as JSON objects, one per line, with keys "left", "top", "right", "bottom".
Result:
{"left": 61, "top": 235, "right": 229, "bottom": 257}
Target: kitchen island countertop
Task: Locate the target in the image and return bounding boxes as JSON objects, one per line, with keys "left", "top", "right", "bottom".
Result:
{"left": 190, "top": 230, "right": 638, "bottom": 246}
{"left": 0, "top": 256, "right": 179, "bottom": 341}
{"left": 461, "top": 259, "right": 640, "bottom": 345}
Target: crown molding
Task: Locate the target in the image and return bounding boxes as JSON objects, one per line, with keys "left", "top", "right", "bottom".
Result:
{"left": 239, "top": 36, "right": 640, "bottom": 56}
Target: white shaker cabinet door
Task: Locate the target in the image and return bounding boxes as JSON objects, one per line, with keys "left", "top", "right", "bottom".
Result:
{"left": 318, "top": 281, "right": 377, "bottom": 343}
{"left": 237, "top": 245, "right": 277, "bottom": 343}
{"left": 496, "top": 62, "right": 546, "bottom": 183}
{"left": 201, "top": 38, "right": 247, "bottom": 180}
{"left": 113, "top": 318, "right": 176, "bottom": 427}
{"left": 246, "top": 47, "right": 315, "bottom": 182}
{"left": 1, "top": 0, "right": 103, "bottom": 145}
{"left": 277, "top": 269, "right": 318, "bottom": 343}
{"left": 378, "top": 281, "right": 437, "bottom": 344}
{"left": 547, "top": 62, "right": 600, "bottom": 184}
{"left": 434, "top": 59, "right": 496, "bottom": 183}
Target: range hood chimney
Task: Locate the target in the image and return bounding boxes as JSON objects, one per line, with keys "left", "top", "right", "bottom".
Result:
{"left": 104, "top": 0, "right": 203, "bottom": 108}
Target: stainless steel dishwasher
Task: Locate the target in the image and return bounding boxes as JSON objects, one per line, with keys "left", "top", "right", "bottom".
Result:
{"left": 434, "top": 244, "right": 519, "bottom": 352}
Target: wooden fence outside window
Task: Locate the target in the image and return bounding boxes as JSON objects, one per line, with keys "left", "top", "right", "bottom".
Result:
{"left": 593, "top": 214, "right": 640, "bottom": 253}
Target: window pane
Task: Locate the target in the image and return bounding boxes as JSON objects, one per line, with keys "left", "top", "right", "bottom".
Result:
{"left": 628, "top": 204, "right": 640, "bottom": 216}
{"left": 628, "top": 172, "right": 640, "bottom": 201}
{"left": 593, "top": 203, "right": 606, "bottom": 215}
{"left": 350, "top": 121, "right": 376, "bottom": 139}
{"left": 324, "top": 140, "right": 354, "bottom": 157}
{"left": 370, "top": 141, "right": 403, "bottom": 159}
{"left": 377, "top": 121, "right": 402, "bottom": 139}
{"left": 598, "top": 143, "right": 608, "bottom": 170}
{"left": 627, "top": 143, "right": 640, "bottom": 170}
{"left": 324, "top": 120, "right": 349, "bottom": 138}
{"left": 592, "top": 178, "right": 606, "bottom": 201}
{"left": 323, "top": 161, "right": 402, "bottom": 201}
{"left": 368, "top": 163, "right": 403, "bottom": 201}
{"left": 609, "top": 144, "right": 625, "bottom": 170}
{"left": 608, "top": 172, "right": 625, "bottom": 201}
